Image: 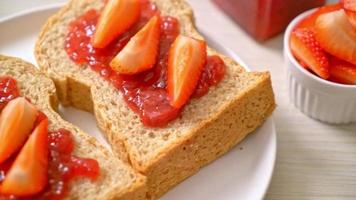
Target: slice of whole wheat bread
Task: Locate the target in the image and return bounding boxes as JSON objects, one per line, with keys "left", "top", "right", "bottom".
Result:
{"left": 0, "top": 55, "right": 147, "bottom": 200}
{"left": 35, "top": 0, "right": 276, "bottom": 198}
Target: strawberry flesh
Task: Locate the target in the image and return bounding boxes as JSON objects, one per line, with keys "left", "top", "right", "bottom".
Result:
{"left": 297, "top": 3, "right": 342, "bottom": 29}
{"left": 167, "top": 35, "right": 207, "bottom": 108}
{"left": 329, "top": 56, "right": 356, "bottom": 84}
{"left": 342, "top": 0, "right": 356, "bottom": 29}
{"left": 290, "top": 28, "right": 330, "bottom": 79}
{"left": 342, "top": 0, "right": 356, "bottom": 11}
{"left": 92, "top": 0, "right": 141, "bottom": 48}
{"left": 0, "top": 119, "right": 49, "bottom": 196}
{"left": 315, "top": 10, "right": 356, "bottom": 65}
{"left": 0, "top": 97, "right": 38, "bottom": 164}
{"left": 110, "top": 15, "right": 160, "bottom": 74}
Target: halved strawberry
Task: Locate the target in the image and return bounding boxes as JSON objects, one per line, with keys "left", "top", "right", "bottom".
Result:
{"left": 341, "top": 0, "right": 356, "bottom": 29}
{"left": 92, "top": 0, "right": 141, "bottom": 48}
{"left": 167, "top": 35, "right": 207, "bottom": 108}
{"left": 290, "top": 28, "right": 330, "bottom": 79}
{"left": 0, "top": 119, "right": 49, "bottom": 196}
{"left": 315, "top": 10, "right": 356, "bottom": 65}
{"left": 329, "top": 56, "right": 356, "bottom": 84}
{"left": 297, "top": 3, "right": 342, "bottom": 29}
{"left": 0, "top": 97, "right": 38, "bottom": 164}
{"left": 110, "top": 15, "right": 160, "bottom": 74}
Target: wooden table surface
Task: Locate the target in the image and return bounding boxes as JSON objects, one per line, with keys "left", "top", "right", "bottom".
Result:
{"left": 1, "top": 0, "right": 355, "bottom": 199}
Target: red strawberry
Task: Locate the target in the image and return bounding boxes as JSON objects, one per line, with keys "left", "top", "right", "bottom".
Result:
{"left": 0, "top": 119, "right": 49, "bottom": 196}
{"left": 290, "top": 28, "right": 330, "bottom": 79}
{"left": 0, "top": 97, "right": 38, "bottom": 164}
{"left": 298, "top": 60, "right": 310, "bottom": 69}
{"left": 110, "top": 15, "right": 160, "bottom": 74}
{"left": 329, "top": 56, "right": 356, "bottom": 84}
{"left": 92, "top": 0, "right": 141, "bottom": 48}
{"left": 167, "top": 35, "right": 207, "bottom": 108}
{"left": 341, "top": 0, "right": 356, "bottom": 29}
{"left": 297, "top": 3, "right": 342, "bottom": 29}
{"left": 315, "top": 10, "right": 356, "bottom": 65}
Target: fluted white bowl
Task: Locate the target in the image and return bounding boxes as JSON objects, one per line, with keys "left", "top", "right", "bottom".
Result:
{"left": 284, "top": 9, "right": 356, "bottom": 124}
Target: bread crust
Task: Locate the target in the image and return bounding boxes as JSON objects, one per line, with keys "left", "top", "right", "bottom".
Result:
{"left": 35, "top": 0, "right": 276, "bottom": 198}
{"left": 0, "top": 55, "right": 147, "bottom": 200}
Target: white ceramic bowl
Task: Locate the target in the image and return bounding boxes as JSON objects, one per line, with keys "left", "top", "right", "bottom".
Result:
{"left": 284, "top": 9, "right": 356, "bottom": 124}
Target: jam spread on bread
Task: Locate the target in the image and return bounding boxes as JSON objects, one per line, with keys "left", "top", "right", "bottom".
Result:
{"left": 42, "top": 129, "right": 100, "bottom": 199}
{"left": 0, "top": 77, "right": 99, "bottom": 200}
{"left": 0, "top": 77, "right": 20, "bottom": 111}
{"left": 65, "top": 0, "right": 226, "bottom": 127}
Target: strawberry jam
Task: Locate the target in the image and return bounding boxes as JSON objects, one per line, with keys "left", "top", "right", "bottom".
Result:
{"left": 38, "top": 129, "right": 99, "bottom": 200}
{"left": 0, "top": 77, "right": 20, "bottom": 112}
{"left": 0, "top": 77, "right": 99, "bottom": 200}
{"left": 194, "top": 56, "right": 226, "bottom": 98}
{"left": 65, "top": 0, "right": 226, "bottom": 127}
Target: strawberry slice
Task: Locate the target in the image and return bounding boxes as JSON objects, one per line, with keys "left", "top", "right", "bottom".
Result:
{"left": 290, "top": 28, "right": 330, "bottom": 79}
{"left": 329, "top": 56, "right": 356, "bottom": 84}
{"left": 0, "top": 119, "right": 49, "bottom": 196}
{"left": 341, "top": 0, "right": 356, "bottom": 29}
{"left": 92, "top": 0, "right": 141, "bottom": 48}
{"left": 0, "top": 97, "right": 38, "bottom": 164}
{"left": 297, "top": 3, "right": 342, "bottom": 29}
{"left": 110, "top": 15, "right": 160, "bottom": 74}
{"left": 315, "top": 10, "right": 356, "bottom": 65}
{"left": 167, "top": 35, "right": 207, "bottom": 108}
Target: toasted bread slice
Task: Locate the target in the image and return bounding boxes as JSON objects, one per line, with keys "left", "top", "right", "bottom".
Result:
{"left": 0, "top": 55, "right": 147, "bottom": 200}
{"left": 35, "top": 0, "right": 276, "bottom": 198}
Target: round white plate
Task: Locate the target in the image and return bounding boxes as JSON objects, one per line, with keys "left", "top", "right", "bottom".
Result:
{"left": 0, "top": 5, "right": 276, "bottom": 200}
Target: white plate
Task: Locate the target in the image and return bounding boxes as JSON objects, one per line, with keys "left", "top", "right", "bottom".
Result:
{"left": 0, "top": 5, "right": 276, "bottom": 200}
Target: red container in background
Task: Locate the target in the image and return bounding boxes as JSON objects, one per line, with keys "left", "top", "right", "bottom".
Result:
{"left": 212, "top": 0, "right": 326, "bottom": 41}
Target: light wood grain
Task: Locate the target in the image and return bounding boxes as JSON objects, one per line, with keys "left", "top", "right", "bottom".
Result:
{"left": 1, "top": 0, "right": 355, "bottom": 199}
